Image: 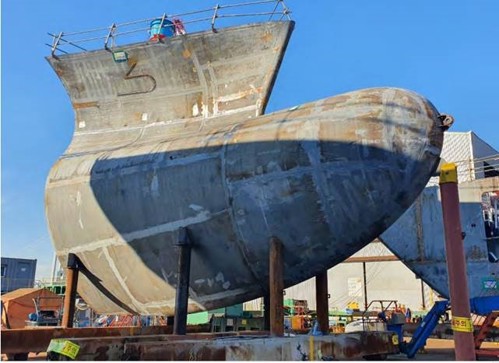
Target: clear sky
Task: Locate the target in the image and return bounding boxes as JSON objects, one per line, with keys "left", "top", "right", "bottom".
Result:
{"left": 2, "top": 0, "right": 499, "bottom": 280}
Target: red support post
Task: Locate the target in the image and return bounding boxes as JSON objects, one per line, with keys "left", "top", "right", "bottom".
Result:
{"left": 439, "top": 163, "right": 476, "bottom": 361}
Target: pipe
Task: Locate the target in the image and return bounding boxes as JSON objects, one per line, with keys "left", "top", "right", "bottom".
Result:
{"left": 439, "top": 163, "right": 476, "bottom": 361}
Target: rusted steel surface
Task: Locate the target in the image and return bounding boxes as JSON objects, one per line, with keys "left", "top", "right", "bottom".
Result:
{"left": 343, "top": 255, "right": 399, "bottom": 263}
{"left": 381, "top": 176, "right": 499, "bottom": 300}
{"left": 46, "top": 19, "right": 447, "bottom": 315}
{"left": 269, "top": 237, "right": 284, "bottom": 336}
{"left": 2, "top": 326, "right": 166, "bottom": 354}
{"left": 476, "top": 349, "right": 499, "bottom": 358}
{"left": 0, "top": 325, "right": 210, "bottom": 354}
{"left": 46, "top": 331, "right": 399, "bottom": 360}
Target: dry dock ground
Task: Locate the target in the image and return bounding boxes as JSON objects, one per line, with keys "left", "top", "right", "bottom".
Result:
{"left": 1, "top": 338, "right": 498, "bottom": 361}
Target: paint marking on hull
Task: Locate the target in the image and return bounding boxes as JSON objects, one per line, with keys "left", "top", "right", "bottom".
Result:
{"left": 57, "top": 210, "right": 226, "bottom": 256}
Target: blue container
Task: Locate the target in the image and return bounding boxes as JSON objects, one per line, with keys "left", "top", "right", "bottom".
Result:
{"left": 150, "top": 18, "right": 174, "bottom": 38}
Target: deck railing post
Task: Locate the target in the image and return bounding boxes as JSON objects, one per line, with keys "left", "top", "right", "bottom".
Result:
{"left": 211, "top": 4, "right": 220, "bottom": 32}
{"left": 104, "top": 23, "right": 117, "bottom": 51}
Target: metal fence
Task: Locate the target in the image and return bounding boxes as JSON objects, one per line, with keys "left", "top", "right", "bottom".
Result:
{"left": 47, "top": 0, "right": 291, "bottom": 57}
{"left": 427, "top": 153, "right": 499, "bottom": 186}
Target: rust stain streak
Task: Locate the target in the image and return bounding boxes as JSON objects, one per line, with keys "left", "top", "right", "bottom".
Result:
{"left": 73, "top": 101, "right": 99, "bottom": 109}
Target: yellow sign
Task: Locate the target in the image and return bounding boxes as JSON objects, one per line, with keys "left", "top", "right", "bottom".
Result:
{"left": 241, "top": 319, "right": 247, "bottom": 325}
{"left": 47, "top": 339, "right": 80, "bottom": 360}
{"left": 451, "top": 316, "right": 473, "bottom": 332}
{"left": 391, "top": 334, "right": 399, "bottom": 345}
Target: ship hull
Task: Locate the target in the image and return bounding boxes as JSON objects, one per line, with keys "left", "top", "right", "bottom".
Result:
{"left": 381, "top": 176, "right": 499, "bottom": 301}
{"left": 46, "top": 87, "right": 444, "bottom": 314}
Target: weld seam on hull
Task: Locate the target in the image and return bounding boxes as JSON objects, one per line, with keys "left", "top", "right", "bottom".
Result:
{"left": 220, "top": 136, "right": 265, "bottom": 292}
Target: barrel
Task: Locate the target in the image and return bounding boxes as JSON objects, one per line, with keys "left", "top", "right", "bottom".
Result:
{"left": 149, "top": 18, "right": 174, "bottom": 39}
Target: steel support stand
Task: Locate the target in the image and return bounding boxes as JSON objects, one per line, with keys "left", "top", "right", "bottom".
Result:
{"left": 269, "top": 237, "right": 284, "bottom": 336}
{"left": 62, "top": 253, "right": 79, "bottom": 328}
{"left": 420, "top": 280, "right": 426, "bottom": 310}
{"left": 315, "top": 271, "right": 329, "bottom": 334}
{"left": 363, "top": 261, "right": 368, "bottom": 310}
{"left": 439, "top": 163, "right": 476, "bottom": 361}
{"left": 173, "top": 227, "right": 192, "bottom": 335}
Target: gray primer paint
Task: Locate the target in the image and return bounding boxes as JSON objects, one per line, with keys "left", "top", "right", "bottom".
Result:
{"left": 46, "top": 21, "right": 446, "bottom": 314}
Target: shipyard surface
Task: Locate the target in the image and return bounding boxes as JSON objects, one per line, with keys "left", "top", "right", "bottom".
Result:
{"left": 46, "top": 21, "right": 446, "bottom": 315}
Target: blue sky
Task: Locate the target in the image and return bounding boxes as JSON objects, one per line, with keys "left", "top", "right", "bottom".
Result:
{"left": 2, "top": 0, "right": 499, "bottom": 280}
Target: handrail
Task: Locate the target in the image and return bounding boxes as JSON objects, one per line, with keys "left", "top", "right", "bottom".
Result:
{"left": 427, "top": 153, "right": 499, "bottom": 184}
{"left": 48, "top": 0, "right": 291, "bottom": 57}
{"left": 360, "top": 299, "right": 399, "bottom": 331}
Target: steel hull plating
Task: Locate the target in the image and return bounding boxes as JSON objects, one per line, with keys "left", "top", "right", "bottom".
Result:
{"left": 381, "top": 176, "right": 499, "bottom": 300}
{"left": 46, "top": 22, "right": 445, "bottom": 314}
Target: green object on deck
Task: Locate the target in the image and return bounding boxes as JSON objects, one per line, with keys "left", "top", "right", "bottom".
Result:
{"left": 187, "top": 303, "right": 244, "bottom": 325}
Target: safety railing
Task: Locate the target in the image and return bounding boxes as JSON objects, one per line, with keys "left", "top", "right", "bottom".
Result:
{"left": 427, "top": 153, "right": 499, "bottom": 186}
{"left": 360, "top": 299, "right": 399, "bottom": 332}
{"left": 456, "top": 153, "right": 499, "bottom": 181}
{"left": 47, "top": 0, "right": 291, "bottom": 57}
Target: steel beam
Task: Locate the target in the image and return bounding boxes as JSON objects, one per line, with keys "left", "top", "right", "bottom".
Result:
{"left": 269, "top": 237, "right": 284, "bottom": 336}
{"left": 344, "top": 255, "right": 399, "bottom": 263}
{"left": 42, "top": 331, "right": 399, "bottom": 360}
{"left": 1, "top": 326, "right": 186, "bottom": 355}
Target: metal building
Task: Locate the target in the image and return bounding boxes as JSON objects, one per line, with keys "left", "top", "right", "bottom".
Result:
{"left": 1, "top": 258, "right": 37, "bottom": 294}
